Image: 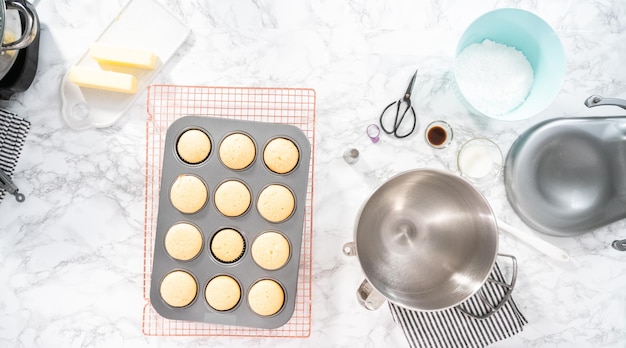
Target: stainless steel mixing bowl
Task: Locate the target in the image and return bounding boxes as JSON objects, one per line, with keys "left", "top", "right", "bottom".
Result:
{"left": 344, "top": 169, "right": 499, "bottom": 312}
{"left": 504, "top": 96, "right": 626, "bottom": 236}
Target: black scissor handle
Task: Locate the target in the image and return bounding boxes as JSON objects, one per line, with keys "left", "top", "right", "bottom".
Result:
{"left": 379, "top": 100, "right": 416, "bottom": 138}
{"left": 379, "top": 100, "right": 399, "bottom": 135}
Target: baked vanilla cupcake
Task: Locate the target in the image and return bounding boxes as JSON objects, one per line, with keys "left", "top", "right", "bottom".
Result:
{"left": 263, "top": 137, "right": 299, "bottom": 174}
{"left": 257, "top": 184, "right": 295, "bottom": 223}
{"left": 248, "top": 279, "right": 285, "bottom": 316}
{"left": 170, "top": 174, "right": 208, "bottom": 214}
{"left": 160, "top": 270, "right": 197, "bottom": 307}
{"left": 219, "top": 132, "right": 256, "bottom": 170}
{"left": 214, "top": 180, "right": 251, "bottom": 217}
{"left": 205, "top": 275, "right": 241, "bottom": 311}
{"left": 176, "top": 129, "right": 211, "bottom": 164}
{"left": 251, "top": 231, "right": 290, "bottom": 270}
{"left": 210, "top": 228, "right": 245, "bottom": 263}
{"left": 164, "top": 222, "right": 203, "bottom": 261}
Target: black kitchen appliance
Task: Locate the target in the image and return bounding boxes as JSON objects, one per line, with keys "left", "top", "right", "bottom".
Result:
{"left": 0, "top": 0, "right": 39, "bottom": 100}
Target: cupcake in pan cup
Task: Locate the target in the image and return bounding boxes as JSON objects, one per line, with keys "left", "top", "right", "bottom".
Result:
{"left": 263, "top": 137, "right": 300, "bottom": 174}
{"left": 257, "top": 184, "right": 295, "bottom": 223}
{"left": 219, "top": 132, "right": 256, "bottom": 170}
{"left": 169, "top": 174, "right": 208, "bottom": 214}
{"left": 205, "top": 275, "right": 242, "bottom": 311}
{"left": 176, "top": 128, "right": 212, "bottom": 164}
{"left": 164, "top": 222, "right": 203, "bottom": 261}
{"left": 160, "top": 270, "right": 198, "bottom": 308}
{"left": 251, "top": 231, "right": 291, "bottom": 271}
{"left": 247, "top": 279, "right": 285, "bottom": 316}
{"left": 214, "top": 179, "right": 252, "bottom": 217}
{"left": 210, "top": 228, "right": 246, "bottom": 264}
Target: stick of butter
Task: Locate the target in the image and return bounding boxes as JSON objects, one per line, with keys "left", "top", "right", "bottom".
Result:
{"left": 69, "top": 67, "right": 138, "bottom": 94}
{"left": 89, "top": 43, "right": 158, "bottom": 69}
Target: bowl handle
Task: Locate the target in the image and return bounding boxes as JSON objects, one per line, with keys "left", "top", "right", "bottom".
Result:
{"left": 3, "top": 1, "right": 38, "bottom": 51}
{"left": 342, "top": 242, "right": 357, "bottom": 256}
{"left": 456, "top": 253, "right": 517, "bottom": 320}
{"left": 343, "top": 242, "right": 387, "bottom": 310}
{"left": 356, "top": 278, "right": 387, "bottom": 311}
{"left": 584, "top": 95, "right": 626, "bottom": 110}
{"left": 612, "top": 239, "right": 626, "bottom": 251}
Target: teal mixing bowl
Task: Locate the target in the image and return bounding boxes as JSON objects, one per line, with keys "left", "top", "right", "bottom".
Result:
{"left": 454, "top": 8, "right": 566, "bottom": 121}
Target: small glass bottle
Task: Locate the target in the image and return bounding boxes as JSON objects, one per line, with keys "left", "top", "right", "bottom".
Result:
{"left": 343, "top": 148, "right": 360, "bottom": 164}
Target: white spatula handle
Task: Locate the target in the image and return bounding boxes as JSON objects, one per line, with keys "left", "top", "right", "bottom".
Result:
{"left": 498, "top": 220, "right": 570, "bottom": 262}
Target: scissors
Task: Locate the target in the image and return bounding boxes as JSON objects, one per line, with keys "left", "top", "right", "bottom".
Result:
{"left": 379, "top": 70, "right": 418, "bottom": 138}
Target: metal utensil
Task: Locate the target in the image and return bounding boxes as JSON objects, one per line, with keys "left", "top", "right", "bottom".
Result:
{"left": 343, "top": 169, "right": 516, "bottom": 317}
{"left": 612, "top": 239, "right": 626, "bottom": 251}
{"left": 505, "top": 96, "right": 626, "bottom": 236}
{"left": 0, "top": 168, "right": 25, "bottom": 202}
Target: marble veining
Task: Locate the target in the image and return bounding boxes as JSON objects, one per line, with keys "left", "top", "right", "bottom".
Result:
{"left": 0, "top": 0, "right": 625, "bottom": 347}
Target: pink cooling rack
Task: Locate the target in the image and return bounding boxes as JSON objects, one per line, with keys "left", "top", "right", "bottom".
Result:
{"left": 142, "top": 85, "right": 316, "bottom": 337}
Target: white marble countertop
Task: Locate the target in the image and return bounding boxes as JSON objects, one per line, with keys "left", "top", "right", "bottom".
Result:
{"left": 1, "top": 0, "right": 625, "bottom": 347}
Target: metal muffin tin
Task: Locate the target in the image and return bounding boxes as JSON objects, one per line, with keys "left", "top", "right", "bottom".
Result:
{"left": 150, "top": 115, "right": 311, "bottom": 329}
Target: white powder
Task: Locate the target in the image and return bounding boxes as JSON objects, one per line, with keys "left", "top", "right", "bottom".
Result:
{"left": 455, "top": 39, "right": 534, "bottom": 116}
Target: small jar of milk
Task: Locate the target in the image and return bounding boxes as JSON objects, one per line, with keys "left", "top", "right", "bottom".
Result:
{"left": 457, "top": 138, "right": 503, "bottom": 187}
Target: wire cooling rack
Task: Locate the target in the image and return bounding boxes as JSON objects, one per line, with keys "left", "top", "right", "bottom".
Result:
{"left": 142, "top": 85, "right": 316, "bottom": 337}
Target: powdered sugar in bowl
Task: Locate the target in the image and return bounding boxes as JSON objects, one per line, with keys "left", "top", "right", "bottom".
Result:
{"left": 453, "top": 8, "right": 565, "bottom": 121}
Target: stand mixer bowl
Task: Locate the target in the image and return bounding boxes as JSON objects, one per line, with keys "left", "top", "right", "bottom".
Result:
{"left": 504, "top": 96, "right": 626, "bottom": 236}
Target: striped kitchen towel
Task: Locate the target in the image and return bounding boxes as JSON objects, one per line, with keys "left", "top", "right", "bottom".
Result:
{"left": 0, "top": 109, "right": 30, "bottom": 203}
{"left": 389, "top": 263, "right": 527, "bottom": 348}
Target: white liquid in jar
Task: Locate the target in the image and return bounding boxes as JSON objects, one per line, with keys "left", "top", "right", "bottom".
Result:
{"left": 458, "top": 143, "right": 493, "bottom": 179}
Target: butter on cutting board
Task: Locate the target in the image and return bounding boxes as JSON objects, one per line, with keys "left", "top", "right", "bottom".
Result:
{"left": 89, "top": 43, "right": 158, "bottom": 69}
{"left": 69, "top": 67, "right": 138, "bottom": 94}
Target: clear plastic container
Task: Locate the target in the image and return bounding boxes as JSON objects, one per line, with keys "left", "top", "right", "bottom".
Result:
{"left": 60, "top": 0, "right": 191, "bottom": 130}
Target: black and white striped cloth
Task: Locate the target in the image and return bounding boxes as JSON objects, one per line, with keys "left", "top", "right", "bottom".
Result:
{"left": 0, "top": 109, "right": 30, "bottom": 203}
{"left": 389, "top": 263, "right": 527, "bottom": 348}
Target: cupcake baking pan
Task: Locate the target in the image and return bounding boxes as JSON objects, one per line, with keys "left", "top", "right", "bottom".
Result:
{"left": 150, "top": 115, "right": 311, "bottom": 329}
